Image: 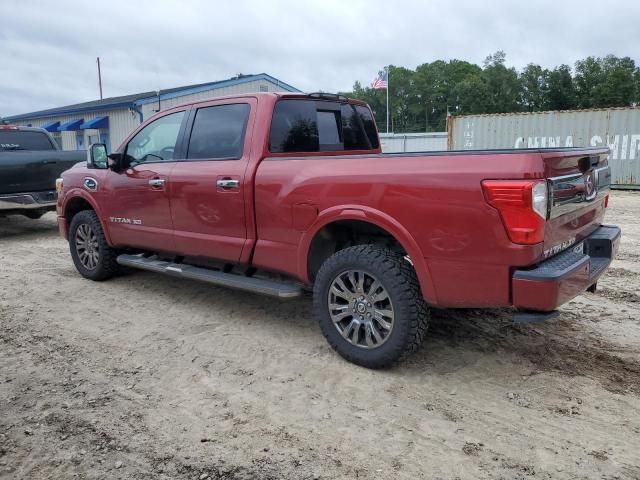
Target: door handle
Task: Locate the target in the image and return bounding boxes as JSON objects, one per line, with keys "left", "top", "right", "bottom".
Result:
{"left": 148, "top": 178, "right": 166, "bottom": 187}
{"left": 216, "top": 179, "right": 240, "bottom": 189}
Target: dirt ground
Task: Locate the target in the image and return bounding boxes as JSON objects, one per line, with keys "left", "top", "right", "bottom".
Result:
{"left": 1, "top": 192, "right": 639, "bottom": 480}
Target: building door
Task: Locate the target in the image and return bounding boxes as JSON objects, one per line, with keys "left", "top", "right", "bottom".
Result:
{"left": 102, "top": 110, "right": 187, "bottom": 252}
{"left": 169, "top": 100, "right": 255, "bottom": 263}
{"left": 75, "top": 132, "right": 85, "bottom": 150}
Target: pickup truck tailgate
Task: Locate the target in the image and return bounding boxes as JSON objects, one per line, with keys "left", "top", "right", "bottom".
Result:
{"left": 510, "top": 147, "right": 618, "bottom": 312}
{"left": 541, "top": 148, "right": 611, "bottom": 260}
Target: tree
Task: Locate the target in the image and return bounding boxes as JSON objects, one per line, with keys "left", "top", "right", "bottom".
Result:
{"left": 345, "top": 52, "right": 637, "bottom": 133}
{"left": 546, "top": 65, "right": 577, "bottom": 110}
{"left": 520, "top": 64, "right": 549, "bottom": 112}
{"left": 481, "top": 51, "right": 522, "bottom": 113}
{"left": 387, "top": 65, "right": 419, "bottom": 132}
{"left": 414, "top": 59, "right": 482, "bottom": 131}
{"left": 575, "top": 55, "right": 637, "bottom": 108}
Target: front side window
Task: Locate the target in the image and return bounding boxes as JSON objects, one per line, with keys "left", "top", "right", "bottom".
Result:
{"left": 187, "top": 104, "right": 250, "bottom": 160}
{"left": 269, "top": 100, "right": 379, "bottom": 153}
{"left": 125, "top": 111, "right": 185, "bottom": 164}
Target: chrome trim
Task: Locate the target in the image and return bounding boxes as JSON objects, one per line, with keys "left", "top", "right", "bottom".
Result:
{"left": 217, "top": 179, "right": 240, "bottom": 189}
{"left": 148, "top": 178, "right": 166, "bottom": 187}
{"left": 0, "top": 192, "right": 57, "bottom": 211}
{"left": 548, "top": 165, "right": 610, "bottom": 219}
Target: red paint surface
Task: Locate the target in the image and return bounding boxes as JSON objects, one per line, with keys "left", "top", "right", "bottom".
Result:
{"left": 58, "top": 92, "right": 615, "bottom": 311}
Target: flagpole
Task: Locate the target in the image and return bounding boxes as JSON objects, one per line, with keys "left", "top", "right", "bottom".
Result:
{"left": 386, "top": 66, "right": 389, "bottom": 133}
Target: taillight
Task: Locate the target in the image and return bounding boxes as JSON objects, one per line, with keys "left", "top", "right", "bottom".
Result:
{"left": 482, "top": 180, "right": 548, "bottom": 245}
{"left": 604, "top": 194, "right": 609, "bottom": 208}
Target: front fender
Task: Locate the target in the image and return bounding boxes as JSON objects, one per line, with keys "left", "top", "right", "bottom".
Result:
{"left": 297, "top": 205, "right": 438, "bottom": 304}
{"left": 59, "top": 188, "right": 113, "bottom": 245}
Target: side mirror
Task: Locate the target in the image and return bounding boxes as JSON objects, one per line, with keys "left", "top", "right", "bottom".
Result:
{"left": 87, "top": 143, "right": 108, "bottom": 169}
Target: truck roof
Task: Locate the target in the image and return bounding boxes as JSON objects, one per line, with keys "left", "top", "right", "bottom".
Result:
{"left": 0, "top": 124, "right": 49, "bottom": 133}
{"left": 170, "top": 91, "right": 371, "bottom": 111}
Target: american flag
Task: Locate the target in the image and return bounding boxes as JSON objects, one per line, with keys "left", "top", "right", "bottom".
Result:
{"left": 371, "top": 69, "right": 388, "bottom": 89}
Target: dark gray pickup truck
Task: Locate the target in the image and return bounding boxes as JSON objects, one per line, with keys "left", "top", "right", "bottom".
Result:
{"left": 0, "top": 125, "right": 85, "bottom": 218}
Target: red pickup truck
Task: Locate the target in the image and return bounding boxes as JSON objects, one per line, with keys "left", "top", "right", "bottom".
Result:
{"left": 56, "top": 92, "right": 620, "bottom": 368}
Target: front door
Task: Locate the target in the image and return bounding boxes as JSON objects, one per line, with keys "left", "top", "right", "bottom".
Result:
{"left": 103, "top": 110, "right": 187, "bottom": 252}
{"left": 169, "top": 101, "right": 255, "bottom": 263}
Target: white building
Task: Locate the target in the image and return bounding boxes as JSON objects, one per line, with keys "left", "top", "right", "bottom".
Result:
{"left": 5, "top": 73, "right": 299, "bottom": 152}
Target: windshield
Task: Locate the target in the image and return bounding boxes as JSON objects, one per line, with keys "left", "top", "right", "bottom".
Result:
{"left": 0, "top": 130, "right": 55, "bottom": 151}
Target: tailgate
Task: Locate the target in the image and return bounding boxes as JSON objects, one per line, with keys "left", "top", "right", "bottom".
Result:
{"left": 541, "top": 147, "right": 611, "bottom": 259}
{"left": 0, "top": 151, "right": 83, "bottom": 194}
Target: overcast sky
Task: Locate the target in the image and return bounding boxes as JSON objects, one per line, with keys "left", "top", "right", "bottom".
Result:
{"left": 2, "top": 0, "right": 639, "bottom": 116}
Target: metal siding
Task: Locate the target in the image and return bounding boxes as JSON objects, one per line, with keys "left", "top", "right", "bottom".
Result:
{"left": 15, "top": 108, "right": 139, "bottom": 152}
{"left": 379, "top": 133, "right": 447, "bottom": 153}
{"left": 450, "top": 108, "right": 640, "bottom": 187}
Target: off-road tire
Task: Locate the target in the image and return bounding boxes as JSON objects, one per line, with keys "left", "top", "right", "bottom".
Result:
{"left": 313, "top": 245, "right": 429, "bottom": 368}
{"left": 69, "top": 210, "right": 119, "bottom": 281}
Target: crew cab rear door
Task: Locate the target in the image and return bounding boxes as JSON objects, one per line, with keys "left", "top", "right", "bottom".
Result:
{"left": 168, "top": 98, "right": 256, "bottom": 263}
{"left": 102, "top": 110, "right": 187, "bottom": 252}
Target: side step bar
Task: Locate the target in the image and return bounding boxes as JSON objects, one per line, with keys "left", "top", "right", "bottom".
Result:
{"left": 116, "top": 254, "right": 303, "bottom": 299}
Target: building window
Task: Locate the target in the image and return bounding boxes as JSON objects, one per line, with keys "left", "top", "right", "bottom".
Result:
{"left": 259, "top": 84, "right": 268, "bottom": 92}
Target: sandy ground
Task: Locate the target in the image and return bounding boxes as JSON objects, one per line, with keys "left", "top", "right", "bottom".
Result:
{"left": 1, "top": 192, "right": 639, "bottom": 480}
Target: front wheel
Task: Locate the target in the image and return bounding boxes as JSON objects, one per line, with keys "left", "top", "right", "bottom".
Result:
{"left": 313, "top": 245, "right": 429, "bottom": 368}
{"left": 68, "top": 210, "right": 119, "bottom": 281}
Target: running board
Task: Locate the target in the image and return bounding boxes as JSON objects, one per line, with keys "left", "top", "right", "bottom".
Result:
{"left": 116, "top": 254, "right": 303, "bottom": 299}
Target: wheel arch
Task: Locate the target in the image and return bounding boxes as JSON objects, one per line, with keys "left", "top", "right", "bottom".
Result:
{"left": 62, "top": 190, "right": 112, "bottom": 244}
{"left": 298, "top": 206, "right": 437, "bottom": 304}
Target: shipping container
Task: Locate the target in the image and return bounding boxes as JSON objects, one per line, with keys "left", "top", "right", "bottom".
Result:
{"left": 448, "top": 107, "right": 640, "bottom": 188}
{"left": 380, "top": 132, "right": 447, "bottom": 153}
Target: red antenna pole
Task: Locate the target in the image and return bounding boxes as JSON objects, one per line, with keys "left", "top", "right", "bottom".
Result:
{"left": 97, "top": 57, "right": 103, "bottom": 100}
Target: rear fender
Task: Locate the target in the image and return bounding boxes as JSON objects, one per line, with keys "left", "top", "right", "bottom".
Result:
{"left": 297, "top": 205, "right": 438, "bottom": 304}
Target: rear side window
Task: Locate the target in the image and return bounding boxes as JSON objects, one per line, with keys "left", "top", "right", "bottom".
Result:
{"left": 187, "top": 104, "right": 250, "bottom": 160}
{"left": 269, "top": 100, "right": 379, "bottom": 153}
{"left": 0, "top": 131, "right": 55, "bottom": 151}
{"left": 354, "top": 105, "right": 380, "bottom": 149}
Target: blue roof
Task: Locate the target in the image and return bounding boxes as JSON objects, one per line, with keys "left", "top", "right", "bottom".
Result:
{"left": 80, "top": 116, "right": 109, "bottom": 130}
{"left": 41, "top": 120, "right": 60, "bottom": 132}
{"left": 58, "top": 119, "right": 84, "bottom": 131}
{"left": 5, "top": 73, "right": 301, "bottom": 121}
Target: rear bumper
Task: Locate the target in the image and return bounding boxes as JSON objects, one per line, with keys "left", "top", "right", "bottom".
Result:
{"left": 0, "top": 191, "right": 57, "bottom": 211}
{"left": 512, "top": 225, "right": 621, "bottom": 311}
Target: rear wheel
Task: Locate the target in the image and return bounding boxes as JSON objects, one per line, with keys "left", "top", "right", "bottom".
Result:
{"left": 313, "top": 245, "right": 429, "bottom": 368}
{"left": 68, "top": 210, "right": 119, "bottom": 281}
